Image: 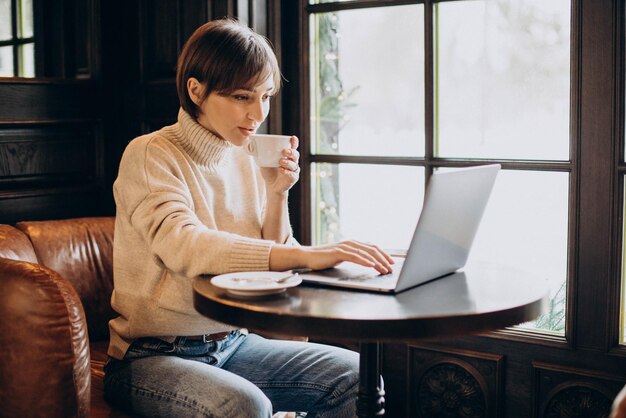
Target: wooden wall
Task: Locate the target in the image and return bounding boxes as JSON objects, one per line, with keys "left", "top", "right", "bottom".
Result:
{"left": 0, "top": 0, "right": 103, "bottom": 224}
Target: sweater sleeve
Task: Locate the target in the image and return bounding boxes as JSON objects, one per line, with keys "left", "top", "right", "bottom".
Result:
{"left": 114, "top": 136, "right": 274, "bottom": 277}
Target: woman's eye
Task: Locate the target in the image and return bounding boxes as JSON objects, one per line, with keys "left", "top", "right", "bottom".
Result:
{"left": 233, "top": 95, "right": 249, "bottom": 101}
{"left": 262, "top": 94, "right": 273, "bottom": 102}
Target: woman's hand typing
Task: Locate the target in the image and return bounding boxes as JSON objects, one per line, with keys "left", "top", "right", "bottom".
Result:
{"left": 269, "top": 240, "right": 395, "bottom": 275}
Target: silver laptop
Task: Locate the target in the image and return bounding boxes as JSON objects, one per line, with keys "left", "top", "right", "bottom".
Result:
{"left": 299, "top": 164, "right": 501, "bottom": 293}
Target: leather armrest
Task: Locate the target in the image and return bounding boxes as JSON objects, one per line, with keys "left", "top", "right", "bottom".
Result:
{"left": 0, "top": 258, "right": 91, "bottom": 418}
{"left": 0, "top": 224, "right": 37, "bottom": 263}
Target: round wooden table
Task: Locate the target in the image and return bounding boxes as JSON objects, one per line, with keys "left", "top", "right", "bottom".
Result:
{"left": 193, "top": 262, "right": 548, "bottom": 417}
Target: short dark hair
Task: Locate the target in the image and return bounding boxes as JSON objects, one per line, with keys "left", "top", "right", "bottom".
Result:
{"left": 176, "top": 18, "right": 281, "bottom": 119}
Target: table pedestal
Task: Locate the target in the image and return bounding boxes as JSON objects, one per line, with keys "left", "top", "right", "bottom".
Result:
{"left": 356, "top": 342, "right": 385, "bottom": 417}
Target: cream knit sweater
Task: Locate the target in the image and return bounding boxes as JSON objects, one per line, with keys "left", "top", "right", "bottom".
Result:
{"left": 108, "top": 109, "right": 286, "bottom": 359}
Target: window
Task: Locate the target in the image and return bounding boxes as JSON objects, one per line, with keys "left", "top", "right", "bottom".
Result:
{"left": 306, "top": 0, "right": 570, "bottom": 334}
{"left": 0, "top": 0, "right": 35, "bottom": 77}
{"left": 310, "top": 4, "right": 425, "bottom": 248}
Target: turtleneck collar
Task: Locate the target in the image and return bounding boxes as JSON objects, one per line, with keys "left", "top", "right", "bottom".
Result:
{"left": 173, "top": 108, "right": 233, "bottom": 171}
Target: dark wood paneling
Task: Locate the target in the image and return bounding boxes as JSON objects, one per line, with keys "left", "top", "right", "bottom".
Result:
{"left": 141, "top": 0, "right": 213, "bottom": 82}
{"left": 36, "top": 0, "right": 66, "bottom": 78}
{"left": 74, "top": 0, "right": 89, "bottom": 74}
{"left": 0, "top": 124, "right": 96, "bottom": 183}
{"left": 138, "top": 0, "right": 233, "bottom": 135}
{"left": 0, "top": 81, "right": 99, "bottom": 122}
{"left": 144, "top": 82, "right": 180, "bottom": 122}
{"left": 409, "top": 346, "right": 503, "bottom": 418}
{"left": 0, "top": 187, "right": 101, "bottom": 224}
{"left": 181, "top": 0, "right": 210, "bottom": 43}
{"left": 0, "top": 120, "right": 104, "bottom": 222}
{"left": 35, "top": 0, "right": 99, "bottom": 79}
{"left": 0, "top": 0, "right": 102, "bottom": 223}
{"left": 532, "top": 362, "right": 624, "bottom": 418}
{"left": 100, "top": 0, "right": 142, "bottom": 216}
{"left": 211, "top": 0, "right": 237, "bottom": 19}
{"left": 395, "top": 335, "right": 626, "bottom": 417}
{"left": 142, "top": 0, "right": 179, "bottom": 80}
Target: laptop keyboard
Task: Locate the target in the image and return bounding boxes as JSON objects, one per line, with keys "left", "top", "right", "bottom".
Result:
{"left": 338, "top": 272, "right": 393, "bottom": 282}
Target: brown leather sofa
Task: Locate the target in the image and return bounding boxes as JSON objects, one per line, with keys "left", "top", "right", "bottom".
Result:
{"left": 0, "top": 217, "right": 132, "bottom": 418}
{"left": 0, "top": 216, "right": 296, "bottom": 418}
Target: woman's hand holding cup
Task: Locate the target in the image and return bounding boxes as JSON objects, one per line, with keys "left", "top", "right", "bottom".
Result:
{"left": 247, "top": 134, "right": 300, "bottom": 195}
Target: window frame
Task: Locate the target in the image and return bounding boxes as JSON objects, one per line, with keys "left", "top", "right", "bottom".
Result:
{"left": 613, "top": 0, "right": 626, "bottom": 350}
{"left": 283, "top": 0, "right": 626, "bottom": 351}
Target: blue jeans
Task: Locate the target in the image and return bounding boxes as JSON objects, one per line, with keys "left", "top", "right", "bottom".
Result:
{"left": 103, "top": 331, "right": 359, "bottom": 418}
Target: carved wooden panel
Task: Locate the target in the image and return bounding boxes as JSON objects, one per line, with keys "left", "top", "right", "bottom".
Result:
{"left": 532, "top": 362, "right": 625, "bottom": 418}
{"left": 409, "top": 345, "right": 503, "bottom": 418}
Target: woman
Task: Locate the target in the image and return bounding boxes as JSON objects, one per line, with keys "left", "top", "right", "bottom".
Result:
{"left": 104, "top": 18, "right": 393, "bottom": 418}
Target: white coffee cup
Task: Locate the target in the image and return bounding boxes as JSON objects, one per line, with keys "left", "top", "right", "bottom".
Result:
{"left": 246, "top": 134, "right": 291, "bottom": 168}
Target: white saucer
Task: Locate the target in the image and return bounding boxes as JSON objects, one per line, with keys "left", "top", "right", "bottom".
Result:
{"left": 211, "top": 271, "right": 302, "bottom": 298}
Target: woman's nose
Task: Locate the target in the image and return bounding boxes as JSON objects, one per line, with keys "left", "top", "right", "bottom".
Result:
{"left": 247, "top": 100, "right": 267, "bottom": 122}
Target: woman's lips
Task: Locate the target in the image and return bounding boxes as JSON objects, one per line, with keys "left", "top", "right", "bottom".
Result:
{"left": 239, "top": 127, "right": 255, "bottom": 137}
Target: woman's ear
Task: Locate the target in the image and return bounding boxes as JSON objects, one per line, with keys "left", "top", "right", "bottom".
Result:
{"left": 187, "top": 77, "right": 205, "bottom": 106}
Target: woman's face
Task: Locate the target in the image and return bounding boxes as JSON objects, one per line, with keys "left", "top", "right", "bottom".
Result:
{"left": 195, "top": 76, "right": 275, "bottom": 147}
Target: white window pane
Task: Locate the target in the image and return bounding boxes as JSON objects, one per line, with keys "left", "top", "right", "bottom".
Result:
{"left": 436, "top": 0, "right": 570, "bottom": 160}
{"left": 18, "top": 42, "right": 34, "bottom": 77}
{"left": 466, "top": 170, "right": 569, "bottom": 334}
{"left": 310, "top": 6, "right": 424, "bottom": 157}
{"left": 312, "top": 163, "right": 425, "bottom": 249}
{"left": 0, "top": 46, "right": 14, "bottom": 76}
{"left": 0, "top": 0, "right": 12, "bottom": 41}
{"left": 18, "top": 0, "right": 33, "bottom": 38}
